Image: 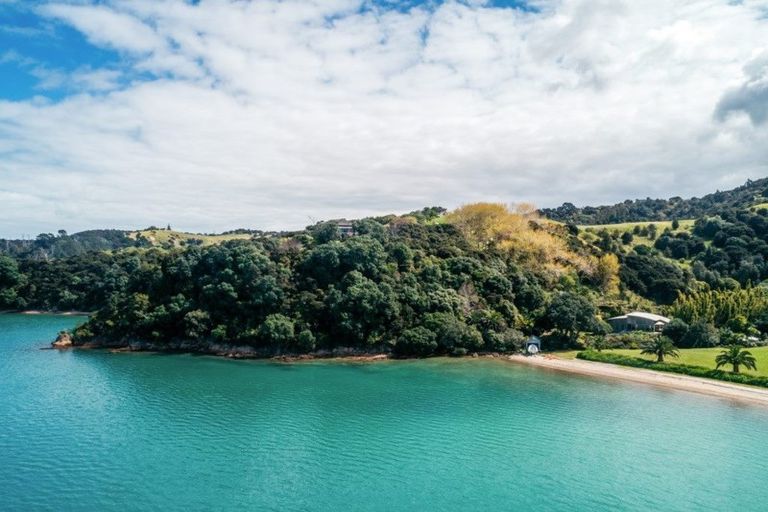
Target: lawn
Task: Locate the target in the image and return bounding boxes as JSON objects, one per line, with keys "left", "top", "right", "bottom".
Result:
{"left": 128, "top": 229, "right": 253, "bottom": 248}
{"left": 577, "top": 219, "right": 694, "bottom": 250}
{"left": 578, "top": 219, "right": 694, "bottom": 233}
{"left": 557, "top": 347, "right": 768, "bottom": 378}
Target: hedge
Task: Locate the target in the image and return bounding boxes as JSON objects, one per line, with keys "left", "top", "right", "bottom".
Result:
{"left": 576, "top": 350, "right": 768, "bottom": 389}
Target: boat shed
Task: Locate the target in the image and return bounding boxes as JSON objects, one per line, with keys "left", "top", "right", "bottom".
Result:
{"left": 525, "top": 336, "right": 541, "bottom": 354}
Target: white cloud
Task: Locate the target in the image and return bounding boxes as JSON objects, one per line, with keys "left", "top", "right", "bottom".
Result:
{"left": 1, "top": 0, "right": 768, "bottom": 237}
{"left": 39, "top": 3, "right": 166, "bottom": 53}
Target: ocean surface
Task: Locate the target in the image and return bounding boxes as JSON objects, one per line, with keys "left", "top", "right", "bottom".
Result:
{"left": 3, "top": 314, "right": 768, "bottom": 511}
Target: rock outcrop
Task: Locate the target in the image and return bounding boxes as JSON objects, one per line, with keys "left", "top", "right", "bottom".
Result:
{"left": 51, "top": 331, "right": 73, "bottom": 348}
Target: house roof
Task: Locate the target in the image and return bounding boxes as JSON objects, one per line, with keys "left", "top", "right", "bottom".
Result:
{"left": 627, "top": 311, "right": 670, "bottom": 323}
{"left": 608, "top": 311, "right": 670, "bottom": 323}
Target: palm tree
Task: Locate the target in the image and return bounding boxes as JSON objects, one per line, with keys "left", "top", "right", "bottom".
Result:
{"left": 641, "top": 336, "right": 679, "bottom": 363}
{"left": 715, "top": 346, "right": 757, "bottom": 374}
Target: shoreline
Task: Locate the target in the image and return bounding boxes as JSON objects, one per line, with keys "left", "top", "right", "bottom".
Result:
{"left": 51, "top": 338, "right": 397, "bottom": 362}
{"left": 49, "top": 332, "right": 768, "bottom": 406}
{"left": 508, "top": 354, "right": 768, "bottom": 407}
{"left": 7, "top": 310, "right": 92, "bottom": 316}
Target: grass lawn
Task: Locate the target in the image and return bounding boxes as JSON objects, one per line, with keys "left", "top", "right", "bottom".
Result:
{"left": 577, "top": 219, "right": 695, "bottom": 250}
{"left": 578, "top": 219, "right": 694, "bottom": 233}
{"left": 556, "top": 347, "right": 768, "bottom": 378}
{"left": 129, "top": 229, "right": 253, "bottom": 248}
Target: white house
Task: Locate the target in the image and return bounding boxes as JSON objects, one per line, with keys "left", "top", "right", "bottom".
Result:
{"left": 607, "top": 311, "right": 671, "bottom": 332}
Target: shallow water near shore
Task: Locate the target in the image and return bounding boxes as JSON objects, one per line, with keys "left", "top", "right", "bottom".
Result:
{"left": 3, "top": 314, "right": 768, "bottom": 511}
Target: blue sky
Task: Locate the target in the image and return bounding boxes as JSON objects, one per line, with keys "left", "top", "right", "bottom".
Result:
{"left": 0, "top": 0, "right": 767, "bottom": 237}
{"left": 1, "top": 0, "right": 535, "bottom": 102}
{"left": 1, "top": 2, "right": 119, "bottom": 100}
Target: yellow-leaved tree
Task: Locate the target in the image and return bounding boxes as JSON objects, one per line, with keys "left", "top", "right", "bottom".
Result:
{"left": 594, "top": 254, "right": 620, "bottom": 295}
{"left": 445, "top": 203, "right": 594, "bottom": 280}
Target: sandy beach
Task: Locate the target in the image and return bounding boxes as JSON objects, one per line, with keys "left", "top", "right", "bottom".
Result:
{"left": 508, "top": 354, "right": 768, "bottom": 407}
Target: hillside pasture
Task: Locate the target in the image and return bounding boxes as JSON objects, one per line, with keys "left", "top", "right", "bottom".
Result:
{"left": 578, "top": 219, "right": 694, "bottom": 233}
{"left": 129, "top": 229, "right": 253, "bottom": 248}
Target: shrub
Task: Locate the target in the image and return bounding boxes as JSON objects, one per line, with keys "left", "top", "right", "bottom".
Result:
{"left": 259, "top": 314, "right": 295, "bottom": 348}
{"left": 603, "top": 331, "right": 658, "bottom": 349}
{"left": 679, "top": 321, "right": 720, "bottom": 348}
{"left": 424, "top": 313, "right": 484, "bottom": 352}
{"left": 485, "top": 328, "right": 527, "bottom": 352}
{"left": 662, "top": 318, "right": 689, "bottom": 344}
{"left": 296, "top": 329, "right": 316, "bottom": 352}
{"left": 395, "top": 326, "right": 438, "bottom": 357}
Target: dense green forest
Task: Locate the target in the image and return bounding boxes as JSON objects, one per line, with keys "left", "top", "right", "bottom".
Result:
{"left": 3, "top": 180, "right": 768, "bottom": 357}
{"left": 0, "top": 230, "right": 138, "bottom": 259}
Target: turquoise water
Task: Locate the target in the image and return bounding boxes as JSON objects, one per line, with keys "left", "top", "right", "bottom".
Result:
{"left": 3, "top": 315, "right": 768, "bottom": 511}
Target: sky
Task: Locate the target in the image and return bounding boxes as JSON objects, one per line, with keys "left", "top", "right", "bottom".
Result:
{"left": 1, "top": 0, "right": 767, "bottom": 237}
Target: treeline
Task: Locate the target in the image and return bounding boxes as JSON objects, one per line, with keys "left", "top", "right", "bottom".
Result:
{"left": 541, "top": 178, "right": 768, "bottom": 225}
{"left": 2, "top": 205, "right": 618, "bottom": 356}
{"left": 0, "top": 230, "right": 139, "bottom": 260}
{"left": 588, "top": 206, "right": 768, "bottom": 305}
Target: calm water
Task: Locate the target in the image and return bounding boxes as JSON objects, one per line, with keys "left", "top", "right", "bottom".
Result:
{"left": 3, "top": 314, "right": 768, "bottom": 511}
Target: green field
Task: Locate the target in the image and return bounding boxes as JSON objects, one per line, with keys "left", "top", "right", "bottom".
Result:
{"left": 579, "top": 219, "right": 694, "bottom": 233}
{"left": 128, "top": 229, "right": 253, "bottom": 248}
{"left": 557, "top": 347, "right": 768, "bottom": 377}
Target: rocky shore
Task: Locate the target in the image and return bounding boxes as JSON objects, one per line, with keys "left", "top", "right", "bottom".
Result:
{"left": 51, "top": 335, "right": 393, "bottom": 362}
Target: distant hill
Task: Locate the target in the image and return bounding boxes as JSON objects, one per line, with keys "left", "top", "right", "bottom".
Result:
{"left": 540, "top": 178, "right": 768, "bottom": 225}
{"left": 0, "top": 229, "right": 136, "bottom": 259}
{"left": 0, "top": 228, "right": 270, "bottom": 259}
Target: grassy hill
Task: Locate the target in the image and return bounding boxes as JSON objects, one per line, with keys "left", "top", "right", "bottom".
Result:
{"left": 578, "top": 219, "right": 695, "bottom": 233}
{"left": 578, "top": 219, "right": 695, "bottom": 250}
{"left": 129, "top": 229, "right": 253, "bottom": 248}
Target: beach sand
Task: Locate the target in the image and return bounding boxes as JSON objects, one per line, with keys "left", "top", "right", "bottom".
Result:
{"left": 508, "top": 354, "right": 768, "bottom": 407}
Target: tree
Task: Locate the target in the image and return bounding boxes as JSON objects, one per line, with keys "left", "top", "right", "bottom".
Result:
{"left": 296, "top": 329, "right": 316, "bottom": 352}
{"left": 591, "top": 335, "right": 608, "bottom": 352}
{"left": 259, "top": 314, "right": 295, "bottom": 349}
{"left": 640, "top": 336, "right": 679, "bottom": 363}
{"left": 184, "top": 309, "right": 211, "bottom": 339}
{"left": 312, "top": 222, "right": 340, "bottom": 244}
{"left": 661, "top": 318, "right": 689, "bottom": 344}
{"left": 621, "top": 231, "right": 634, "bottom": 245}
{"left": 671, "top": 219, "right": 680, "bottom": 230}
{"left": 395, "top": 326, "right": 438, "bottom": 356}
{"left": 594, "top": 254, "right": 620, "bottom": 295}
{"left": 715, "top": 345, "right": 757, "bottom": 374}
{"left": 679, "top": 321, "right": 720, "bottom": 348}
{"left": 545, "top": 292, "right": 598, "bottom": 342}
{"left": 0, "top": 255, "right": 22, "bottom": 307}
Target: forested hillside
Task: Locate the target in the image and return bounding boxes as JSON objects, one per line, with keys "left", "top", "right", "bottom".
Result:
{"left": 4, "top": 179, "right": 768, "bottom": 357}
{"left": 1, "top": 205, "right": 623, "bottom": 356}
{"left": 541, "top": 178, "right": 768, "bottom": 225}
{"left": 1, "top": 230, "right": 138, "bottom": 260}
